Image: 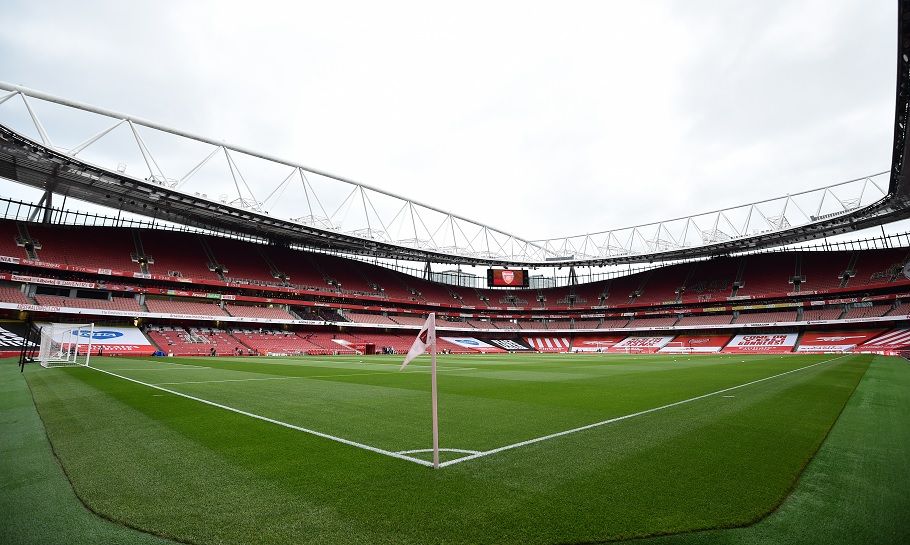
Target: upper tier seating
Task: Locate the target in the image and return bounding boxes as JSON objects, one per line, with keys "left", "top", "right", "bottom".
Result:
{"left": 3, "top": 219, "right": 910, "bottom": 317}
{"left": 27, "top": 224, "right": 139, "bottom": 272}
{"left": 800, "top": 252, "right": 853, "bottom": 292}
{"left": 848, "top": 249, "right": 910, "bottom": 288}
{"left": 632, "top": 265, "right": 691, "bottom": 306}
{"left": 206, "top": 237, "right": 279, "bottom": 285}
{"left": 679, "top": 258, "right": 738, "bottom": 303}
{"left": 0, "top": 222, "right": 26, "bottom": 259}
{"left": 140, "top": 231, "right": 220, "bottom": 280}
{"left": 735, "top": 254, "right": 797, "bottom": 298}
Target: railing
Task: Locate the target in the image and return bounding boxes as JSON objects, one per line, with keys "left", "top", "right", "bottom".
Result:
{"left": 2, "top": 195, "right": 909, "bottom": 290}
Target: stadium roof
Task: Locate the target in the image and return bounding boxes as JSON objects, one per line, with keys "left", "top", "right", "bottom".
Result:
{"left": 1, "top": 4, "right": 910, "bottom": 267}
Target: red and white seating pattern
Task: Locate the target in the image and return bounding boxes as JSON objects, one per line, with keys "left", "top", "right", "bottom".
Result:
{"left": 524, "top": 337, "right": 572, "bottom": 352}
{"left": 858, "top": 329, "right": 910, "bottom": 352}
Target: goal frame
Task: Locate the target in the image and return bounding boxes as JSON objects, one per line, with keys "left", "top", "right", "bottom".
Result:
{"left": 38, "top": 323, "right": 94, "bottom": 368}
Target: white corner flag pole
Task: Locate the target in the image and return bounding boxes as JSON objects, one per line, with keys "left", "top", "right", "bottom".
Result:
{"left": 430, "top": 325, "right": 439, "bottom": 469}
{"left": 400, "top": 313, "right": 440, "bottom": 469}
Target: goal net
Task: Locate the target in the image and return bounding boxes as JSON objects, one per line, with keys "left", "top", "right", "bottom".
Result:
{"left": 38, "top": 323, "right": 94, "bottom": 368}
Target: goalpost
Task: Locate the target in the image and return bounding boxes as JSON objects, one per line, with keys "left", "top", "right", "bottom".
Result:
{"left": 38, "top": 323, "right": 94, "bottom": 368}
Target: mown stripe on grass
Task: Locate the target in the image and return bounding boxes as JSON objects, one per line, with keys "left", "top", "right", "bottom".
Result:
{"left": 439, "top": 354, "right": 850, "bottom": 467}
{"left": 85, "top": 364, "right": 436, "bottom": 468}
{"left": 87, "top": 355, "right": 848, "bottom": 470}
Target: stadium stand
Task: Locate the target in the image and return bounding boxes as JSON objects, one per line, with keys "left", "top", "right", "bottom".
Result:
{"left": 0, "top": 285, "right": 30, "bottom": 304}
{"left": 679, "top": 257, "right": 738, "bottom": 302}
{"left": 0, "top": 221, "right": 27, "bottom": 259}
{"left": 231, "top": 330, "right": 315, "bottom": 355}
{"left": 389, "top": 315, "right": 429, "bottom": 326}
{"left": 5, "top": 217, "right": 910, "bottom": 359}
{"left": 225, "top": 304, "right": 295, "bottom": 320}
{"left": 632, "top": 265, "right": 691, "bottom": 305}
{"left": 626, "top": 316, "right": 679, "bottom": 328}
{"left": 734, "top": 310, "right": 797, "bottom": 324}
{"left": 859, "top": 328, "right": 910, "bottom": 352}
{"left": 491, "top": 320, "right": 519, "bottom": 330}
{"left": 799, "top": 252, "right": 854, "bottom": 292}
{"left": 145, "top": 299, "right": 228, "bottom": 316}
{"left": 571, "top": 319, "right": 601, "bottom": 329}
{"left": 675, "top": 313, "right": 733, "bottom": 326}
{"left": 140, "top": 231, "right": 221, "bottom": 280}
{"left": 34, "top": 294, "right": 141, "bottom": 312}
{"left": 735, "top": 254, "right": 796, "bottom": 298}
{"left": 848, "top": 248, "right": 909, "bottom": 288}
{"left": 146, "top": 326, "right": 247, "bottom": 356}
{"left": 344, "top": 312, "right": 399, "bottom": 325}
{"left": 599, "top": 318, "right": 630, "bottom": 329}
{"left": 206, "top": 237, "right": 280, "bottom": 285}
{"left": 842, "top": 303, "right": 892, "bottom": 319}
{"left": 27, "top": 224, "right": 140, "bottom": 272}
{"left": 802, "top": 307, "right": 845, "bottom": 321}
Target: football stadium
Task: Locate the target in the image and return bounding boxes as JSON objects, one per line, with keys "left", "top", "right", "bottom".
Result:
{"left": 2, "top": 2, "right": 910, "bottom": 545}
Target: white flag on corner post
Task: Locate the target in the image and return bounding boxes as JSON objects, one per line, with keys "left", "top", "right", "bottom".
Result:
{"left": 399, "top": 313, "right": 441, "bottom": 468}
{"left": 400, "top": 313, "right": 436, "bottom": 369}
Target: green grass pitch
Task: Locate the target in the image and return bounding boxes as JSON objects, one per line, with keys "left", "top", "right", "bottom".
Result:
{"left": 3, "top": 352, "right": 909, "bottom": 544}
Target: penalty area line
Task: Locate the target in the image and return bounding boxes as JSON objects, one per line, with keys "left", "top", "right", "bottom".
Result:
{"left": 438, "top": 354, "right": 853, "bottom": 468}
{"left": 84, "top": 365, "right": 435, "bottom": 468}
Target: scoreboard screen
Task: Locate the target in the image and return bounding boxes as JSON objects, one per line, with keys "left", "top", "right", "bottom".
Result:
{"left": 487, "top": 269, "right": 529, "bottom": 288}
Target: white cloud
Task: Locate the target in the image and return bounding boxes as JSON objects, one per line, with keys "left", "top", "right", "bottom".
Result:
{"left": 0, "top": 0, "right": 898, "bottom": 243}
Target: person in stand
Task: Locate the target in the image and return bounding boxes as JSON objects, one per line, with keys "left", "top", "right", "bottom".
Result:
{"left": 210, "top": 346, "right": 216, "bottom": 357}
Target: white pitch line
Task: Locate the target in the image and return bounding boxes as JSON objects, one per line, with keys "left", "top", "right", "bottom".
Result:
{"left": 396, "top": 448, "right": 481, "bottom": 455}
{"left": 84, "top": 365, "right": 434, "bottom": 468}
{"left": 437, "top": 354, "right": 852, "bottom": 468}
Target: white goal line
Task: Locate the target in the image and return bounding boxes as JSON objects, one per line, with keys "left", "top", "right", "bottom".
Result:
{"left": 81, "top": 354, "right": 851, "bottom": 470}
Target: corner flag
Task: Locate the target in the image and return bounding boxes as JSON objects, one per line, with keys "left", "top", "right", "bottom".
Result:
{"left": 399, "top": 313, "right": 441, "bottom": 468}
{"left": 400, "top": 313, "right": 436, "bottom": 370}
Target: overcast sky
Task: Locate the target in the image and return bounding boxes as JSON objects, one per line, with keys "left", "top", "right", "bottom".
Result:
{"left": 0, "top": 0, "right": 899, "bottom": 242}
